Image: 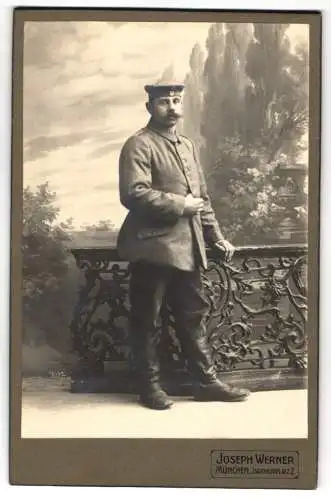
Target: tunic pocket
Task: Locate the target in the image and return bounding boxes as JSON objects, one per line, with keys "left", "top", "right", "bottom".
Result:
{"left": 137, "top": 227, "right": 171, "bottom": 240}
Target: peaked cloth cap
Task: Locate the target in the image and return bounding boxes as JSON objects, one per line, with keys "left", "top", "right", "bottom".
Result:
{"left": 144, "top": 78, "right": 185, "bottom": 98}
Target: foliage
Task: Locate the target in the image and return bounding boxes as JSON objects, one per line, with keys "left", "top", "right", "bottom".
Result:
{"left": 244, "top": 24, "right": 309, "bottom": 160}
{"left": 205, "top": 139, "right": 307, "bottom": 244}
{"left": 183, "top": 43, "right": 205, "bottom": 151}
{"left": 183, "top": 22, "right": 309, "bottom": 245}
{"left": 23, "top": 182, "right": 72, "bottom": 313}
{"left": 81, "top": 219, "right": 117, "bottom": 232}
{"left": 22, "top": 182, "right": 117, "bottom": 351}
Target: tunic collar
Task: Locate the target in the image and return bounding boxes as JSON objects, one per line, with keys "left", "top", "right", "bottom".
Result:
{"left": 146, "top": 119, "right": 182, "bottom": 144}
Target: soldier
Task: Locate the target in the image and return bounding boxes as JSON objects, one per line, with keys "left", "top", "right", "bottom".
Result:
{"left": 117, "top": 78, "right": 250, "bottom": 410}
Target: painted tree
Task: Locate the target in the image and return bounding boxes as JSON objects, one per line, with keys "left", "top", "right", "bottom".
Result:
{"left": 240, "top": 25, "right": 309, "bottom": 241}
{"left": 200, "top": 23, "right": 309, "bottom": 244}
{"left": 23, "top": 183, "right": 72, "bottom": 306}
{"left": 244, "top": 24, "right": 309, "bottom": 159}
{"left": 182, "top": 43, "right": 205, "bottom": 151}
{"left": 22, "top": 182, "right": 74, "bottom": 346}
{"left": 200, "top": 23, "right": 253, "bottom": 170}
{"left": 200, "top": 23, "right": 227, "bottom": 170}
{"left": 219, "top": 23, "right": 253, "bottom": 140}
{"left": 22, "top": 182, "right": 119, "bottom": 351}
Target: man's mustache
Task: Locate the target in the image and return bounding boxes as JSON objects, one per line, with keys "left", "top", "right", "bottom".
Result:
{"left": 166, "top": 113, "right": 181, "bottom": 118}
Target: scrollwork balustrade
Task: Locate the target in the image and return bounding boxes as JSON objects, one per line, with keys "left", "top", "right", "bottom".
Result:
{"left": 69, "top": 244, "right": 308, "bottom": 393}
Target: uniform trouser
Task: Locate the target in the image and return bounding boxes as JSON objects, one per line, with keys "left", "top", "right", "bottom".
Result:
{"left": 128, "top": 261, "right": 217, "bottom": 390}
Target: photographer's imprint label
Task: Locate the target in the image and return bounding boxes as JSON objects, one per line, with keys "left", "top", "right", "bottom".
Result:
{"left": 210, "top": 450, "right": 299, "bottom": 479}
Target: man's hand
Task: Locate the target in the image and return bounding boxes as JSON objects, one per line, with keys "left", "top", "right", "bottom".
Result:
{"left": 214, "top": 240, "right": 235, "bottom": 262}
{"left": 183, "top": 193, "right": 204, "bottom": 215}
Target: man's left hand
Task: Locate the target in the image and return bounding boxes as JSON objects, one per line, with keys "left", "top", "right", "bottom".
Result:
{"left": 214, "top": 240, "right": 235, "bottom": 262}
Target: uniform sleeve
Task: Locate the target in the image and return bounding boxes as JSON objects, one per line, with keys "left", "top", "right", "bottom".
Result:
{"left": 119, "top": 135, "right": 186, "bottom": 222}
{"left": 190, "top": 141, "right": 225, "bottom": 245}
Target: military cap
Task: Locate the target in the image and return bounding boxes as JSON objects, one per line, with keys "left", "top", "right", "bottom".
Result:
{"left": 144, "top": 78, "right": 185, "bottom": 98}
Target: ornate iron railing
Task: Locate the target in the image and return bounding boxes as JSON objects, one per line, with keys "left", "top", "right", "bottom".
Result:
{"left": 69, "top": 244, "right": 308, "bottom": 394}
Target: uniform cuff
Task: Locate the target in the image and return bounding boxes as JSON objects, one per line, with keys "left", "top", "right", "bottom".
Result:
{"left": 169, "top": 193, "right": 186, "bottom": 217}
{"left": 204, "top": 227, "right": 225, "bottom": 246}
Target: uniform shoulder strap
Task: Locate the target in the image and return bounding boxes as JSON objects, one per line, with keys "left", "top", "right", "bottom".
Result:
{"left": 133, "top": 127, "right": 147, "bottom": 137}
{"left": 179, "top": 133, "right": 194, "bottom": 145}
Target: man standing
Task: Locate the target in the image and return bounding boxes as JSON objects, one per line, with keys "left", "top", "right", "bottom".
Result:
{"left": 117, "top": 78, "right": 250, "bottom": 410}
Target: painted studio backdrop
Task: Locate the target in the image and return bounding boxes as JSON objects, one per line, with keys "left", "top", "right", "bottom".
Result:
{"left": 22, "top": 21, "right": 309, "bottom": 375}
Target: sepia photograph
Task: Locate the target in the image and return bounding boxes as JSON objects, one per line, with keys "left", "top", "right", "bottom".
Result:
{"left": 18, "top": 17, "right": 313, "bottom": 442}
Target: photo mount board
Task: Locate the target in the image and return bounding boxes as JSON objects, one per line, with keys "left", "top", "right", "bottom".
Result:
{"left": 10, "top": 7, "right": 321, "bottom": 489}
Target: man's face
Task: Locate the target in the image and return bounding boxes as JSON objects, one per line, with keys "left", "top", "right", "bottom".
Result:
{"left": 147, "top": 93, "right": 183, "bottom": 127}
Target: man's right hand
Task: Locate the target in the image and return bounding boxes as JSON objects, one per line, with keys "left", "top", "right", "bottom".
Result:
{"left": 183, "top": 193, "right": 204, "bottom": 215}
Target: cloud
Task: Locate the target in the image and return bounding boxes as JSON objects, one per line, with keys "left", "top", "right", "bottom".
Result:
{"left": 27, "top": 167, "right": 64, "bottom": 178}
{"left": 23, "top": 124, "right": 130, "bottom": 163}
{"left": 24, "top": 22, "right": 82, "bottom": 68}
{"left": 98, "top": 68, "right": 123, "bottom": 78}
{"left": 24, "top": 132, "right": 88, "bottom": 162}
{"left": 122, "top": 51, "right": 145, "bottom": 59}
{"left": 130, "top": 70, "right": 159, "bottom": 80}
{"left": 23, "top": 22, "right": 211, "bottom": 141}
{"left": 23, "top": 21, "right": 214, "bottom": 228}
{"left": 68, "top": 88, "right": 144, "bottom": 113}
{"left": 94, "top": 181, "right": 119, "bottom": 192}
{"left": 91, "top": 128, "right": 131, "bottom": 144}
{"left": 56, "top": 67, "right": 123, "bottom": 85}
{"left": 87, "top": 142, "right": 125, "bottom": 160}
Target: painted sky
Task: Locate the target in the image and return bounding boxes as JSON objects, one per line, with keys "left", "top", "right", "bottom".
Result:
{"left": 23, "top": 22, "right": 309, "bottom": 229}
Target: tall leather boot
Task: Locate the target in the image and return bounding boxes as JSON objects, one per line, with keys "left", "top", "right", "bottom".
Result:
{"left": 186, "top": 336, "right": 250, "bottom": 403}
{"left": 128, "top": 261, "right": 173, "bottom": 410}
{"left": 168, "top": 267, "right": 250, "bottom": 403}
{"left": 135, "top": 330, "right": 173, "bottom": 411}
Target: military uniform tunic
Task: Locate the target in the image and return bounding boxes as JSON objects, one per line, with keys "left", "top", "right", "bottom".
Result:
{"left": 117, "top": 119, "right": 224, "bottom": 272}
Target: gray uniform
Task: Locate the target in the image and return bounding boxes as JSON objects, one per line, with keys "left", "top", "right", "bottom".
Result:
{"left": 117, "top": 119, "right": 224, "bottom": 271}
{"left": 117, "top": 118, "right": 223, "bottom": 391}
